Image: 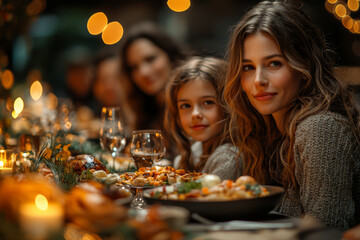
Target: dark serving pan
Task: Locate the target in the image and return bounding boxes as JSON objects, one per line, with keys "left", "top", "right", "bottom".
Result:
{"left": 143, "top": 185, "right": 284, "bottom": 221}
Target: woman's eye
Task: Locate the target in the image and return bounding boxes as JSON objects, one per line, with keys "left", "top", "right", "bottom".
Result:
{"left": 145, "top": 55, "right": 156, "bottom": 64}
{"left": 242, "top": 65, "right": 254, "bottom": 71}
{"left": 269, "top": 61, "right": 282, "bottom": 68}
{"left": 203, "top": 100, "right": 215, "bottom": 106}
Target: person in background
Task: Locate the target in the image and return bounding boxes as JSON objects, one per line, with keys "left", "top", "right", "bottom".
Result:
{"left": 165, "top": 56, "right": 240, "bottom": 181}
{"left": 65, "top": 59, "right": 95, "bottom": 111}
{"left": 223, "top": 0, "right": 360, "bottom": 231}
{"left": 119, "top": 21, "right": 189, "bottom": 159}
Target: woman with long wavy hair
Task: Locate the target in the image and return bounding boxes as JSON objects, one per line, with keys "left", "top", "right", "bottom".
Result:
{"left": 224, "top": 1, "right": 360, "bottom": 231}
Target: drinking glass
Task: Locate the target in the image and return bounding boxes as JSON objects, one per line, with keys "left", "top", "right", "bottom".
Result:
{"left": 129, "top": 129, "right": 166, "bottom": 209}
{"left": 130, "top": 129, "right": 166, "bottom": 169}
{"left": 99, "top": 107, "right": 126, "bottom": 170}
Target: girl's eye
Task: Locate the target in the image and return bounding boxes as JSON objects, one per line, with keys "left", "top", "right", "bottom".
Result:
{"left": 269, "top": 61, "right": 282, "bottom": 68}
{"left": 242, "top": 64, "right": 254, "bottom": 72}
{"left": 179, "top": 103, "right": 191, "bottom": 109}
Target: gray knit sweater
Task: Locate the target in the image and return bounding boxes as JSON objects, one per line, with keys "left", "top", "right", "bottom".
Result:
{"left": 277, "top": 112, "right": 360, "bottom": 231}
{"left": 202, "top": 143, "right": 241, "bottom": 181}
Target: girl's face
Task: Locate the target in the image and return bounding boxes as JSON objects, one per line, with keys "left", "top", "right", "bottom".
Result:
{"left": 126, "top": 38, "right": 173, "bottom": 96}
{"left": 177, "top": 79, "right": 224, "bottom": 143}
{"left": 240, "top": 32, "right": 303, "bottom": 122}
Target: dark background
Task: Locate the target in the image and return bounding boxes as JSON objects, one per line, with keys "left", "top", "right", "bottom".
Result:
{"left": 1, "top": 0, "right": 360, "bottom": 95}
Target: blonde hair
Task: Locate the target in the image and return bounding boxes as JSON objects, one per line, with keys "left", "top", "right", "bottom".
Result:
{"left": 165, "top": 56, "right": 230, "bottom": 171}
{"left": 224, "top": 1, "right": 360, "bottom": 188}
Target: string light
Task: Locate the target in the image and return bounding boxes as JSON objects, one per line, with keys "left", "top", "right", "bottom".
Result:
{"left": 325, "top": 0, "right": 360, "bottom": 34}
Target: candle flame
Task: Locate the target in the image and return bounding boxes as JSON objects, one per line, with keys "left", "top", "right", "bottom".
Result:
{"left": 0, "top": 161, "right": 3, "bottom": 168}
{"left": 35, "top": 194, "right": 48, "bottom": 211}
{"left": 30, "top": 80, "right": 43, "bottom": 101}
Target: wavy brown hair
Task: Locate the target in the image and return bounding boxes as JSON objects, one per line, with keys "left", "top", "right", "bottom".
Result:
{"left": 224, "top": 1, "right": 360, "bottom": 188}
{"left": 165, "top": 56, "right": 230, "bottom": 171}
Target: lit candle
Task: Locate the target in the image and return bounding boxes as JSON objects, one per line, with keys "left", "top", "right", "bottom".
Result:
{"left": 0, "top": 149, "right": 12, "bottom": 177}
{"left": 0, "top": 161, "right": 12, "bottom": 176}
{"left": 19, "top": 194, "right": 64, "bottom": 239}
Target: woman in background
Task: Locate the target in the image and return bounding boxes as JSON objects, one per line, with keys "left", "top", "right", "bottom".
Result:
{"left": 120, "top": 22, "right": 189, "bottom": 132}
{"left": 224, "top": 1, "right": 360, "bottom": 231}
{"left": 120, "top": 22, "right": 189, "bottom": 159}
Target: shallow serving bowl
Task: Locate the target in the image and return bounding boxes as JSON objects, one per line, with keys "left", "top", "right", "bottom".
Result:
{"left": 143, "top": 185, "right": 284, "bottom": 221}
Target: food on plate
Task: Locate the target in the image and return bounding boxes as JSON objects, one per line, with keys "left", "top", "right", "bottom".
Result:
{"left": 118, "top": 166, "right": 204, "bottom": 187}
{"left": 149, "top": 175, "right": 270, "bottom": 201}
{"left": 67, "top": 154, "right": 108, "bottom": 174}
{"left": 92, "top": 170, "right": 121, "bottom": 184}
{"left": 65, "top": 181, "right": 129, "bottom": 232}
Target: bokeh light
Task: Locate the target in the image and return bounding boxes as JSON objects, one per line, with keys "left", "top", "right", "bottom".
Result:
{"left": 30, "top": 80, "right": 43, "bottom": 101}
{"left": 354, "top": 20, "right": 360, "bottom": 32}
{"left": 102, "top": 21, "right": 124, "bottom": 45}
{"left": 327, "top": 0, "right": 338, "bottom": 4}
{"left": 167, "top": 0, "right": 191, "bottom": 12}
{"left": 1, "top": 69, "right": 14, "bottom": 90}
{"left": 342, "top": 15, "right": 354, "bottom": 29}
{"left": 26, "top": 0, "right": 46, "bottom": 16}
{"left": 46, "top": 93, "right": 58, "bottom": 109}
{"left": 335, "top": 4, "right": 347, "bottom": 18}
{"left": 348, "top": 0, "right": 359, "bottom": 11}
{"left": 87, "top": 12, "right": 108, "bottom": 35}
{"left": 14, "top": 97, "right": 24, "bottom": 115}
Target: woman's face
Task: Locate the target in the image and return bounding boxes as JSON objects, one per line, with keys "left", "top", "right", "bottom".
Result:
{"left": 240, "top": 32, "right": 303, "bottom": 122}
{"left": 177, "top": 79, "right": 224, "bottom": 143}
{"left": 126, "top": 38, "right": 173, "bottom": 96}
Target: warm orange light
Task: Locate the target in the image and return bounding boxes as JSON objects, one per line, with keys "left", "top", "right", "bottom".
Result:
{"left": 167, "top": 0, "right": 191, "bottom": 12}
{"left": 87, "top": 12, "right": 108, "bottom": 35}
{"left": 327, "top": 0, "right": 337, "bottom": 4}
{"left": 354, "top": 21, "right": 360, "bottom": 33}
{"left": 35, "top": 194, "right": 48, "bottom": 211}
{"left": 348, "top": 0, "right": 359, "bottom": 11}
{"left": 342, "top": 15, "right": 354, "bottom": 29}
{"left": 335, "top": 4, "right": 347, "bottom": 18}
{"left": 26, "top": 0, "right": 46, "bottom": 16}
{"left": 30, "top": 81, "right": 43, "bottom": 101}
{"left": 0, "top": 161, "right": 3, "bottom": 168}
{"left": 1, "top": 69, "right": 14, "bottom": 90}
{"left": 14, "top": 97, "right": 24, "bottom": 115}
{"left": 101, "top": 21, "right": 124, "bottom": 45}
{"left": 46, "top": 93, "right": 58, "bottom": 109}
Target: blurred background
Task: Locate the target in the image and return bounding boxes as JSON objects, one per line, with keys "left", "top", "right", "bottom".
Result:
{"left": 1, "top": 0, "right": 359, "bottom": 92}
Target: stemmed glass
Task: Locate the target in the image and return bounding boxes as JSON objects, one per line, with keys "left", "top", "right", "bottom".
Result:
{"left": 99, "top": 107, "right": 126, "bottom": 170}
{"left": 129, "top": 129, "right": 166, "bottom": 209}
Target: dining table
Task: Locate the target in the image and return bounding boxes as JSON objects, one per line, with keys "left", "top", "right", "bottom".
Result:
{"left": 181, "top": 211, "right": 343, "bottom": 240}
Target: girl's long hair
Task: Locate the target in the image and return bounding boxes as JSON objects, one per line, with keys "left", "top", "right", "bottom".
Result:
{"left": 224, "top": 1, "right": 360, "bottom": 188}
{"left": 165, "top": 56, "right": 230, "bottom": 171}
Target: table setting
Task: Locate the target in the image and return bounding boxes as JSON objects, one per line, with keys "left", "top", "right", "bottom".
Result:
{"left": 0, "top": 99, "right": 344, "bottom": 240}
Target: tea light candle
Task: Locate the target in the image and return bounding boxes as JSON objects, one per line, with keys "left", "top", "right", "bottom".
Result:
{"left": 0, "top": 150, "right": 12, "bottom": 177}
{"left": 19, "top": 194, "right": 64, "bottom": 239}
{"left": 0, "top": 161, "right": 12, "bottom": 176}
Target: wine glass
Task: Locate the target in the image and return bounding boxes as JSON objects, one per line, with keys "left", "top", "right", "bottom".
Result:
{"left": 130, "top": 129, "right": 166, "bottom": 169}
{"left": 129, "top": 129, "right": 166, "bottom": 209}
{"left": 99, "top": 107, "right": 126, "bottom": 170}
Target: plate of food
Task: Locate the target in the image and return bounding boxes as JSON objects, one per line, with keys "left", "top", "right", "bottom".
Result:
{"left": 117, "top": 166, "right": 204, "bottom": 187}
{"left": 143, "top": 175, "right": 284, "bottom": 221}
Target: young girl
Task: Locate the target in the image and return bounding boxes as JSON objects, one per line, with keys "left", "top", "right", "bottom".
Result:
{"left": 165, "top": 56, "right": 241, "bottom": 181}
{"left": 224, "top": 1, "right": 360, "bottom": 231}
